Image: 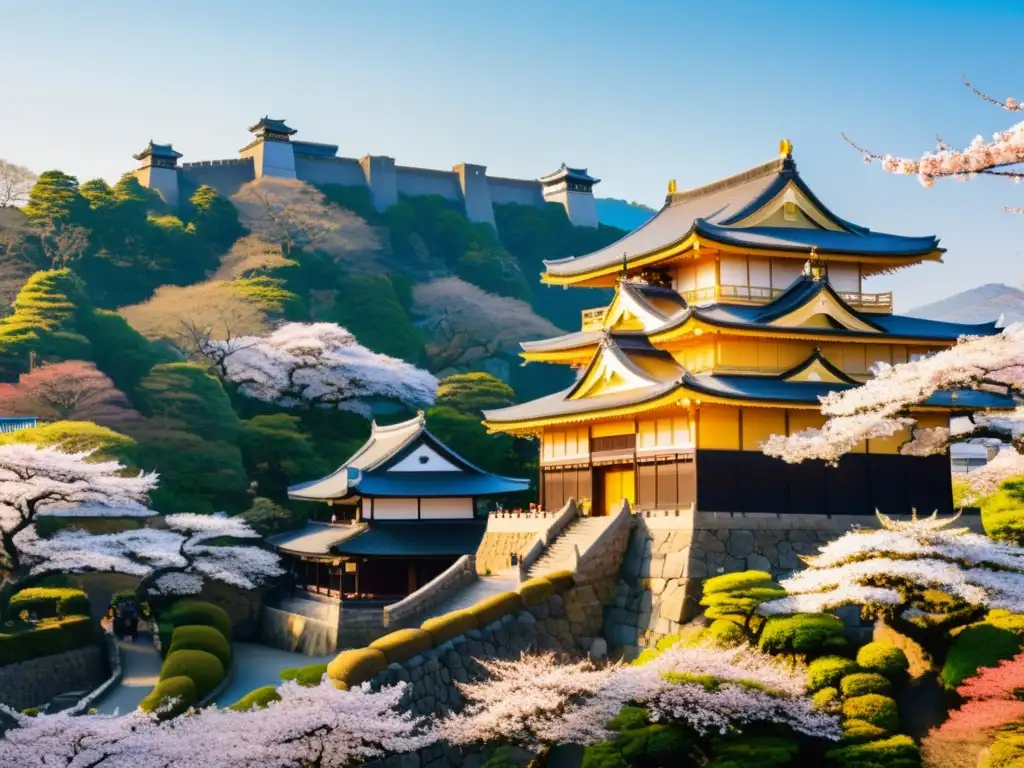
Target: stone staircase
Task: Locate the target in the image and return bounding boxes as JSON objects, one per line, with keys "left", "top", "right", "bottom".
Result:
{"left": 526, "top": 517, "right": 617, "bottom": 579}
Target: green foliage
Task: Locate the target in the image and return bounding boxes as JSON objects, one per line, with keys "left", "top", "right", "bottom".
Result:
{"left": 170, "top": 600, "right": 232, "bottom": 641}
{"left": 825, "top": 734, "right": 919, "bottom": 768}
{"left": 168, "top": 625, "right": 232, "bottom": 669}
{"left": 24, "top": 170, "right": 89, "bottom": 222}
{"left": 856, "top": 642, "right": 910, "bottom": 682}
{"left": 140, "top": 675, "right": 198, "bottom": 719}
{"left": 985, "top": 609, "right": 1024, "bottom": 634}
{"left": 808, "top": 656, "right": 860, "bottom": 693}
{"left": 841, "top": 694, "right": 900, "bottom": 733}
{"left": 84, "top": 310, "right": 174, "bottom": 396}
{"left": 232, "top": 276, "right": 302, "bottom": 318}
{"left": 813, "top": 686, "right": 841, "bottom": 711}
{"left": 940, "top": 622, "right": 1021, "bottom": 689}
{"left": 420, "top": 609, "right": 479, "bottom": 646}
{"left": 239, "top": 415, "right": 327, "bottom": 500}
{"left": 238, "top": 496, "right": 308, "bottom": 537}
{"left": 324, "top": 272, "right": 424, "bottom": 363}
{"left": 159, "top": 649, "right": 225, "bottom": 699}
{"left": 0, "top": 420, "right": 137, "bottom": 466}
{"left": 700, "top": 570, "right": 785, "bottom": 627}
{"left": 707, "top": 735, "right": 802, "bottom": 768}
{"left": 137, "top": 362, "right": 241, "bottom": 441}
{"left": 0, "top": 269, "right": 92, "bottom": 367}
{"left": 841, "top": 672, "right": 893, "bottom": 698}
{"left": 186, "top": 185, "right": 244, "bottom": 254}
{"left": 705, "top": 619, "right": 744, "bottom": 647}
{"left": 368, "top": 629, "right": 434, "bottom": 664}
{"left": 228, "top": 685, "right": 281, "bottom": 712}
{"left": 0, "top": 615, "right": 96, "bottom": 666}
{"left": 979, "top": 476, "right": 1024, "bottom": 544}
{"left": 470, "top": 591, "right": 523, "bottom": 627}
{"left": 581, "top": 706, "right": 700, "bottom": 768}
{"left": 984, "top": 719, "right": 1024, "bottom": 768}
{"left": 758, "top": 613, "right": 846, "bottom": 657}
{"left": 840, "top": 719, "right": 890, "bottom": 745}
{"left": 326, "top": 648, "right": 387, "bottom": 687}
{"left": 9, "top": 587, "right": 90, "bottom": 619}
{"left": 280, "top": 663, "right": 328, "bottom": 687}
{"left": 435, "top": 372, "right": 515, "bottom": 415}
{"left": 318, "top": 185, "right": 379, "bottom": 222}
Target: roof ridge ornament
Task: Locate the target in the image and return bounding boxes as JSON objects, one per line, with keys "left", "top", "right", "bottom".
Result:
{"left": 779, "top": 139, "right": 793, "bottom": 158}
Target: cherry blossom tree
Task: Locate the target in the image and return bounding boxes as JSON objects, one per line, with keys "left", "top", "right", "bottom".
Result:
{"left": 201, "top": 322, "right": 438, "bottom": 415}
{"left": 0, "top": 444, "right": 157, "bottom": 573}
{"left": 756, "top": 510, "right": 1024, "bottom": 655}
{"left": 762, "top": 323, "right": 1024, "bottom": 499}
{"left": 845, "top": 77, "right": 1023, "bottom": 211}
{"left": 439, "top": 645, "right": 839, "bottom": 758}
{"left": 0, "top": 361, "right": 143, "bottom": 429}
{"left": 0, "top": 679, "right": 432, "bottom": 768}
{"left": 0, "top": 159, "right": 37, "bottom": 209}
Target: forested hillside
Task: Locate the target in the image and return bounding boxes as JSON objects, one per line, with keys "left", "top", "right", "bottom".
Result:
{"left": 0, "top": 160, "right": 626, "bottom": 523}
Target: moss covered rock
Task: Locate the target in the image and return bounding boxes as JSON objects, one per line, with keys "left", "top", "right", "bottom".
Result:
{"left": 470, "top": 591, "right": 523, "bottom": 627}
{"left": 841, "top": 694, "right": 900, "bottom": 733}
{"left": 518, "top": 577, "right": 554, "bottom": 606}
{"left": 758, "top": 613, "right": 846, "bottom": 656}
{"left": 420, "top": 609, "right": 478, "bottom": 646}
{"left": 326, "top": 648, "right": 387, "bottom": 687}
{"left": 369, "top": 628, "right": 433, "bottom": 664}
{"left": 280, "top": 663, "right": 328, "bottom": 687}
{"left": 159, "top": 650, "right": 226, "bottom": 700}
{"left": 228, "top": 685, "right": 282, "bottom": 712}
{"left": 807, "top": 656, "right": 859, "bottom": 693}
{"left": 169, "top": 600, "right": 232, "bottom": 641}
{"left": 168, "top": 625, "right": 232, "bottom": 669}
{"left": 840, "top": 672, "right": 893, "bottom": 698}
{"left": 140, "top": 675, "right": 198, "bottom": 719}
{"left": 856, "top": 642, "right": 910, "bottom": 682}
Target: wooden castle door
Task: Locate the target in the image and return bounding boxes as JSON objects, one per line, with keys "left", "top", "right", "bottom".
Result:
{"left": 601, "top": 467, "right": 635, "bottom": 515}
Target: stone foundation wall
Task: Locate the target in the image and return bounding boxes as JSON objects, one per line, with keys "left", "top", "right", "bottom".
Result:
{"left": 475, "top": 532, "right": 537, "bottom": 575}
{"left": 385, "top": 556, "right": 477, "bottom": 628}
{"left": 0, "top": 645, "right": 105, "bottom": 710}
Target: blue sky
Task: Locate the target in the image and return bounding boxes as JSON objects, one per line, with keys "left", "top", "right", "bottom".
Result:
{"left": 1, "top": 0, "right": 1021, "bottom": 310}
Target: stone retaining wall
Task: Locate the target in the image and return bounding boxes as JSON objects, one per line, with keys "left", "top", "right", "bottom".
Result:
{"left": 475, "top": 531, "right": 537, "bottom": 575}
{"left": 384, "top": 556, "right": 477, "bottom": 628}
{"left": 0, "top": 645, "right": 105, "bottom": 711}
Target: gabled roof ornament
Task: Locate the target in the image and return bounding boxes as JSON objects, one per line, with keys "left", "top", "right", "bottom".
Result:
{"left": 779, "top": 139, "right": 793, "bottom": 158}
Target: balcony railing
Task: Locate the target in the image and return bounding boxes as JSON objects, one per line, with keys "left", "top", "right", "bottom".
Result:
{"left": 838, "top": 290, "right": 893, "bottom": 312}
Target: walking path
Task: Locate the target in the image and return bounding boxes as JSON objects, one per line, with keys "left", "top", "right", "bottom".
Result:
{"left": 421, "top": 568, "right": 520, "bottom": 618}
{"left": 213, "top": 642, "right": 336, "bottom": 708}
{"left": 93, "top": 631, "right": 162, "bottom": 715}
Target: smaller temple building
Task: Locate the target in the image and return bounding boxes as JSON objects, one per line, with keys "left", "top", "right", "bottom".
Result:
{"left": 270, "top": 413, "right": 529, "bottom": 601}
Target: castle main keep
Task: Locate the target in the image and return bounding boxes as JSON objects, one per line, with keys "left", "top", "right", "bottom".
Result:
{"left": 130, "top": 117, "right": 601, "bottom": 228}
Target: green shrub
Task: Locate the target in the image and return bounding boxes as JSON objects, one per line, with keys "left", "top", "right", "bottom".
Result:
{"left": 857, "top": 642, "right": 910, "bottom": 682}
{"left": 21, "top": 707, "right": 39, "bottom": 717}
{"left": 280, "top": 663, "right": 328, "bottom": 687}
{"left": 812, "top": 686, "right": 840, "bottom": 711}
{"left": 705, "top": 619, "right": 744, "bottom": 647}
{"left": 581, "top": 706, "right": 702, "bottom": 768}
{"left": 986, "top": 609, "right": 1024, "bottom": 635}
{"left": 0, "top": 616, "right": 96, "bottom": 666}
{"left": 228, "top": 686, "right": 282, "bottom": 712}
{"left": 169, "top": 600, "right": 232, "bottom": 641}
{"left": 159, "top": 650, "right": 225, "bottom": 699}
{"left": 758, "top": 612, "right": 846, "bottom": 656}
{"left": 544, "top": 569, "right": 575, "bottom": 592}
{"left": 707, "top": 735, "right": 802, "bottom": 768}
{"left": 9, "top": 587, "right": 91, "bottom": 619}
{"left": 702, "top": 570, "right": 775, "bottom": 595}
{"left": 841, "top": 694, "right": 900, "bottom": 733}
{"left": 825, "top": 734, "right": 919, "bottom": 768}
{"left": 840, "top": 719, "right": 890, "bottom": 745}
{"left": 807, "top": 656, "right": 859, "bottom": 692}
{"left": 326, "top": 648, "right": 387, "bottom": 687}
{"left": 979, "top": 477, "right": 1024, "bottom": 544}
{"left": 470, "top": 591, "right": 523, "bottom": 627}
{"left": 369, "top": 629, "right": 433, "bottom": 664}
{"left": 518, "top": 577, "right": 554, "bottom": 606}
{"left": 168, "top": 625, "right": 232, "bottom": 669}
{"left": 986, "top": 719, "right": 1024, "bottom": 768}
{"left": 941, "top": 622, "right": 1022, "bottom": 689}
{"left": 140, "top": 676, "right": 198, "bottom": 719}
{"left": 420, "top": 609, "right": 478, "bottom": 646}
{"left": 841, "top": 672, "right": 893, "bottom": 698}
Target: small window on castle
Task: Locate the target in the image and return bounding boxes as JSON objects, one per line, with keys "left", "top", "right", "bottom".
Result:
{"left": 783, "top": 202, "right": 798, "bottom": 221}
{"left": 419, "top": 455, "right": 430, "bottom": 465}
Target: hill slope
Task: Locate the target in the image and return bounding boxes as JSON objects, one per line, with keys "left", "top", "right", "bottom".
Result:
{"left": 595, "top": 198, "right": 656, "bottom": 231}
{"left": 908, "top": 283, "right": 1024, "bottom": 325}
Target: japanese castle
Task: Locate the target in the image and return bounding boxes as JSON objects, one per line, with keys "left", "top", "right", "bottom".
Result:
{"left": 273, "top": 413, "right": 528, "bottom": 600}
{"left": 483, "top": 141, "right": 1015, "bottom": 517}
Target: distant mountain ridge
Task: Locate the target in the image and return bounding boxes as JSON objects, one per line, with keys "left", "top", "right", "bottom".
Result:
{"left": 595, "top": 198, "right": 656, "bottom": 231}
{"left": 907, "top": 283, "right": 1024, "bottom": 325}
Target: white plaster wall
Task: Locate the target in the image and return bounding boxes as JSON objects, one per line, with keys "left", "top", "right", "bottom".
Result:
{"left": 388, "top": 445, "right": 461, "bottom": 472}
{"left": 145, "top": 167, "right": 180, "bottom": 207}
{"left": 675, "top": 264, "right": 697, "bottom": 293}
{"left": 563, "top": 189, "right": 599, "bottom": 228}
{"left": 719, "top": 255, "right": 747, "bottom": 286}
{"left": 771, "top": 260, "right": 803, "bottom": 290}
{"left": 637, "top": 417, "right": 692, "bottom": 451}
{"left": 420, "top": 498, "right": 474, "bottom": 519}
{"left": 294, "top": 156, "right": 368, "bottom": 188}
{"left": 371, "top": 498, "right": 418, "bottom": 520}
{"left": 256, "top": 141, "right": 297, "bottom": 179}
{"left": 748, "top": 257, "right": 770, "bottom": 287}
{"left": 696, "top": 261, "right": 716, "bottom": 290}
{"left": 828, "top": 263, "right": 860, "bottom": 292}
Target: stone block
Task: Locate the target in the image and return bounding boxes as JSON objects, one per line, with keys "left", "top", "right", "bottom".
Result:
{"left": 746, "top": 553, "right": 773, "bottom": 572}
{"left": 663, "top": 549, "right": 689, "bottom": 579}
{"left": 649, "top": 578, "right": 666, "bottom": 595}
{"left": 659, "top": 593, "right": 686, "bottom": 623}
{"left": 726, "top": 530, "right": 755, "bottom": 557}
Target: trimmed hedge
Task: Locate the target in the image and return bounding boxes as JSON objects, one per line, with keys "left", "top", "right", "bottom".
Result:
{"left": 941, "top": 622, "right": 1022, "bottom": 689}
{"left": 470, "top": 591, "right": 522, "bottom": 627}
{"left": 840, "top": 672, "right": 893, "bottom": 698}
{"left": 841, "top": 694, "right": 900, "bottom": 733}
{"left": 856, "top": 642, "right": 910, "bottom": 682}
{"left": 812, "top": 687, "right": 840, "bottom": 711}
{"left": 169, "top": 600, "right": 232, "bottom": 641}
{"left": 758, "top": 613, "right": 846, "bottom": 656}
{"left": 0, "top": 616, "right": 96, "bottom": 666}
{"left": 825, "top": 734, "right": 919, "bottom": 767}
{"left": 807, "top": 656, "right": 859, "bottom": 693}
{"left": 420, "top": 609, "right": 478, "bottom": 646}
{"left": 840, "top": 719, "right": 889, "bottom": 745}
{"left": 702, "top": 570, "right": 775, "bottom": 595}
{"left": 281, "top": 663, "right": 328, "bottom": 687}
{"left": 8, "top": 587, "right": 91, "bottom": 619}
{"left": 544, "top": 569, "right": 575, "bottom": 592}
{"left": 140, "top": 676, "right": 198, "bottom": 719}
{"left": 518, "top": 577, "right": 554, "bottom": 606}
{"left": 705, "top": 619, "right": 744, "bottom": 647}
{"left": 160, "top": 649, "right": 226, "bottom": 699}
{"left": 326, "top": 648, "right": 388, "bottom": 687}
{"left": 369, "top": 629, "right": 433, "bottom": 664}
{"left": 168, "top": 625, "right": 232, "bottom": 669}
{"left": 229, "top": 686, "right": 282, "bottom": 712}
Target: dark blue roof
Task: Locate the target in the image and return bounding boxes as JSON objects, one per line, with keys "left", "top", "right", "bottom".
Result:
{"left": 332, "top": 521, "right": 486, "bottom": 557}
{"left": 694, "top": 220, "right": 939, "bottom": 258}
{"left": 351, "top": 471, "right": 530, "bottom": 497}
{"left": 249, "top": 117, "right": 296, "bottom": 135}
